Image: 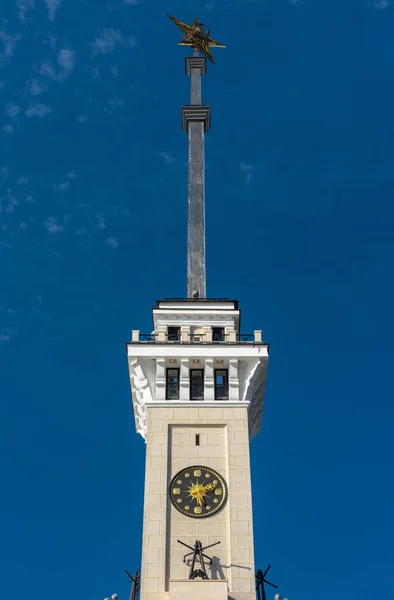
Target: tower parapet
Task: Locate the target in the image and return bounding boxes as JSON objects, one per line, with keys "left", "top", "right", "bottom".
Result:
{"left": 127, "top": 298, "right": 268, "bottom": 441}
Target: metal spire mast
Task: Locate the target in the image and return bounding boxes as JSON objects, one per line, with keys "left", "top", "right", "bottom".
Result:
{"left": 167, "top": 15, "right": 225, "bottom": 299}
{"left": 183, "top": 50, "right": 209, "bottom": 299}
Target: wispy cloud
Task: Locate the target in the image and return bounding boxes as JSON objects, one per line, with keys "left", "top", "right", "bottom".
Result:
{"left": 25, "top": 103, "right": 52, "bottom": 118}
{"left": 44, "top": 216, "right": 63, "bottom": 234}
{"left": 17, "top": 0, "right": 35, "bottom": 23}
{"left": 53, "top": 180, "right": 70, "bottom": 192}
{"left": 77, "top": 115, "right": 89, "bottom": 124}
{"left": 37, "top": 50, "right": 75, "bottom": 84}
{"left": 57, "top": 48, "right": 76, "bottom": 78}
{"left": 240, "top": 162, "right": 254, "bottom": 184}
{"left": 0, "top": 30, "right": 21, "bottom": 68}
{"left": 2, "top": 124, "right": 14, "bottom": 135}
{"left": 0, "top": 306, "right": 19, "bottom": 316}
{"left": 39, "top": 61, "right": 57, "bottom": 80}
{"left": 206, "top": 3, "right": 215, "bottom": 9}
{"left": 105, "top": 97, "right": 125, "bottom": 114}
{"left": 75, "top": 227, "right": 87, "bottom": 236}
{"left": 96, "top": 213, "right": 106, "bottom": 230}
{"left": 0, "top": 329, "right": 14, "bottom": 343}
{"left": 28, "top": 78, "right": 48, "bottom": 96}
{"left": 158, "top": 151, "right": 175, "bottom": 164}
{"left": 368, "top": 0, "right": 391, "bottom": 6}
{"left": 44, "top": 0, "right": 63, "bottom": 21}
{"left": 5, "top": 103, "right": 21, "bottom": 118}
{"left": 91, "top": 28, "right": 137, "bottom": 56}
{"left": 16, "top": 176, "right": 28, "bottom": 185}
{"left": 2, "top": 190, "right": 18, "bottom": 213}
{"left": 106, "top": 237, "right": 119, "bottom": 249}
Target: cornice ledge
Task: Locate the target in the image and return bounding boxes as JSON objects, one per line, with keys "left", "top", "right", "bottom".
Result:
{"left": 144, "top": 400, "right": 250, "bottom": 408}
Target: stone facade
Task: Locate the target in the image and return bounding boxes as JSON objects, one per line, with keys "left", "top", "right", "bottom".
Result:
{"left": 140, "top": 405, "right": 256, "bottom": 600}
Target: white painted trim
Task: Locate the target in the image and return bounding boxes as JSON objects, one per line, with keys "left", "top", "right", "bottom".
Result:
{"left": 144, "top": 400, "right": 250, "bottom": 408}
{"left": 156, "top": 302, "right": 236, "bottom": 310}
{"left": 127, "top": 345, "right": 268, "bottom": 358}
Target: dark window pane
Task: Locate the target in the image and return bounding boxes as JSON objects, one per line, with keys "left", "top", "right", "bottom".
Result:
{"left": 190, "top": 369, "right": 204, "bottom": 400}
{"left": 214, "top": 369, "right": 228, "bottom": 400}
{"left": 166, "top": 368, "right": 179, "bottom": 399}
{"left": 212, "top": 327, "right": 225, "bottom": 342}
{"left": 168, "top": 327, "right": 180, "bottom": 342}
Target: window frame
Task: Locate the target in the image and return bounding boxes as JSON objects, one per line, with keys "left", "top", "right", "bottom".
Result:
{"left": 166, "top": 367, "right": 180, "bottom": 400}
{"left": 214, "top": 368, "right": 229, "bottom": 400}
{"left": 190, "top": 368, "right": 205, "bottom": 401}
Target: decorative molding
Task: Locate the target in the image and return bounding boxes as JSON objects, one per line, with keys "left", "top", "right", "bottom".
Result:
{"left": 128, "top": 357, "right": 152, "bottom": 440}
{"left": 185, "top": 56, "right": 207, "bottom": 76}
{"left": 241, "top": 358, "right": 268, "bottom": 439}
{"left": 127, "top": 328, "right": 268, "bottom": 441}
{"left": 182, "top": 105, "right": 211, "bottom": 133}
{"left": 144, "top": 400, "right": 250, "bottom": 408}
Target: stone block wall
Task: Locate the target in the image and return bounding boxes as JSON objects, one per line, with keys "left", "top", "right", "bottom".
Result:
{"left": 140, "top": 405, "right": 256, "bottom": 600}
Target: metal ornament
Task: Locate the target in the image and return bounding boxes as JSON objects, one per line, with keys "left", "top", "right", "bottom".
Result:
{"left": 178, "top": 539, "right": 221, "bottom": 580}
{"left": 167, "top": 14, "right": 225, "bottom": 64}
{"left": 125, "top": 569, "right": 140, "bottom": 600}
{"left": 255, "top": 565, "right": 278, "bottom": 600}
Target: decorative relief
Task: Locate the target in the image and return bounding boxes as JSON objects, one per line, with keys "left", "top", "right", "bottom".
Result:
{"left": 242, "top": 358, "right": 268, "bottom": 439}
{"left": 128, "top": 358, "right": 152, "bottom": 440}
{"left": 128, "top": 353, "right": 267, "bottom": 440}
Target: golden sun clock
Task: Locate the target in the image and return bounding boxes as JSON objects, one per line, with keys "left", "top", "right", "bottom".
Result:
{"left": 169, "top": 465, "right": 228, "bottom": 518}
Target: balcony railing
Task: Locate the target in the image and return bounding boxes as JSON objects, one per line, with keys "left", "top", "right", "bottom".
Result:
{"left": 139, "top": 333, "right": 158, "bottom": 342}
{"left": 132, "top": 331, "right": 264, "bottom": 344}
{"left": 237, "top": 334, "right": 254, "bottom": 343}
{"left": 189, "top": 333, "right": 205, "bottom": 343}
{"left": 212, "top": 333, "right": 226, "bottom": 342}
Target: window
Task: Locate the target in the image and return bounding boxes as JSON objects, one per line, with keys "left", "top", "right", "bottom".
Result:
{"left": 212, "top": 327, "right": 225, "bottom": 342}
{"left": 195, "top": 434, "right": 200, "bottom": 446}
{"left": 190, "top": 369, "right": 204, "bottom": 400}
{"left": 166, "top": 368, "right": 179, "bottom": 399}
{"left": 168, "top": 327, "right": 180, "bottom": 342}
{"left": 214, "top": 369, "right": 228, "bottom": 400}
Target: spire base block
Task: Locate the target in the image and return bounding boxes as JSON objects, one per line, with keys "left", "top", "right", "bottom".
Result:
{"left": 185, "top": 56, "right": 207, "bottom": 76}
{"left": 182, "top": 105, "right": 211, "bottom": 133}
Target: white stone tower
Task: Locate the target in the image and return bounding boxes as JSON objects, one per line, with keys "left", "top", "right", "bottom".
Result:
{"left": 127, "top": 17, "right": 269, "bottom": 600}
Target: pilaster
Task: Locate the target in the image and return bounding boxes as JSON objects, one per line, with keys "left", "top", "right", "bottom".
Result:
{"left": 156, "top": 359, "right": 166, "bottom": 400}
{"left": 204, "top": 358, "right": 215, "bottom": 400}
{"left": 179, "top": 358, "right": 190, "bottom": 400}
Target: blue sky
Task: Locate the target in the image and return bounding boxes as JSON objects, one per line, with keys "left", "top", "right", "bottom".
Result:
{"left": 1, "top": 0, "right": 394, "bottom": 598}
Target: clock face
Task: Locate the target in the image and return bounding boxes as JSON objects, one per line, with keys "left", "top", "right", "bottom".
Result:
{"left": 169, "top": 465, "right": 228, "bottom": 518}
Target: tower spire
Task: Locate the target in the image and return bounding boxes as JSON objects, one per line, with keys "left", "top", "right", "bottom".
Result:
{"left": 167, "top": 15, "right": 225, "bottom": 299}
{"left": 183, "top": 52, "right": 209, "bottom": 299}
